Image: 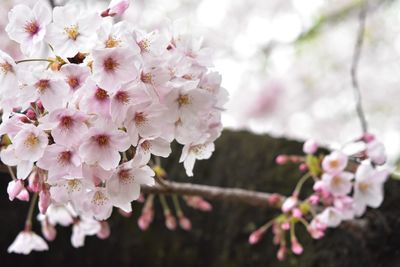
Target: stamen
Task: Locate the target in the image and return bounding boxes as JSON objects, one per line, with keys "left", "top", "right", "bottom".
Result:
{"left": 64, "top": 25, "right": 79, "bottom": 41}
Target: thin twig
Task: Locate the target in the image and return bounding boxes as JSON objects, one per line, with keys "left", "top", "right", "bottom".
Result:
{"left": 48, "top": 0, "right": 55, "bottom": 8}
{"left": 141, "top": 180, "right": 279, "bottom": 208}
{"left": 350, "top": 0, "right": 369, "bottom": 134}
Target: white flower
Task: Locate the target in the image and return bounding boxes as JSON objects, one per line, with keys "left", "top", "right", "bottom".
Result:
{"left": 46, "top": 5, "right": 101, "bottom": 57}
{"left": 8, "top": 231, "right": 48, "bottom": 254}
{"left": 353, "top": 163, "right": 389, "bottom": 216}
{"left": 179, "top": 142, "right": 215, "bottom": 177}
{"left": 71, "top": 216, "right": 101, "bottom": 248}
{"left": 321, "top": 171, "right": 354, "bottom": 196}
{"left": 6, "top": 2, "right": 51, "bottom": 56}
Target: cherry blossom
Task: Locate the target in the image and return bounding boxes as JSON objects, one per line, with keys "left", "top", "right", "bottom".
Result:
{"left": 179, "top": 142, "right": 215, "bottom": 177}
{"left": 8, "top": 230, "right": 48, "bottom": 254}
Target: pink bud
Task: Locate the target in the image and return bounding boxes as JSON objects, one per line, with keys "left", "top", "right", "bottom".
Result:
{"left": 303, "top": 139, "right": 318, "bottom": 154}
{"left": 308, "top": 195, "right": 320, "bottom": 205}
{"left": 16, "top": 188, "right": 30, "bottom": 202}
{"left": 362, "top": 133, "right": 375, "bottom": 143}
{"left": 165, "top": 212, "right": 177, "bottom": 230}
{"left": 185, "top": 196, "right": 212, "bottom": 211}
{"left": 36, "top": 100, "right": 44, "bottom": 112}
{"left": 281, "top": 222, "right": 290, "bottom": 231}
{"left": 277, "top": 245, "right": 287, "bottom": 261}
{"left": 137, "top": 193, "right": 145, "bottom": 203}
{"left": 178, "top": 216, "right": 192, "bottom": 231}
{"left": 275, "top": 155, "right": 288, "bottom": 165}
{"left": 26, "top": 109, "right": 37, "bottom": 120}
{"left": 39, "top": 189, "right": 51, "bottom": 214}
{"left": 28, "top": 171, "right": 41, "bottom": 193}
{"left": 299, "top": 163, "right": 308, "bottom": 172}
{"left": 42, "top": 220, "right": 57, "bottom": 241}
{"left": 7, "top": 179, "right": 24, "bottom": 201}
{"left": 97, "top": 221, "right": 111, "bottom": 239}
{"left": 102, "top": 0, "right": 130, "bottom": 17}
{"left": 249, "top": 229, "right": 264, "bottom": 245}
{"left": 138, "top": 208, "right": 153, "bottom": 231}
{"left": 291, "top": 239, "right": 303, "bottom": 255}
{"left": 267, "top": 193, "right": 282, "bottom": 207}
{"left": 292, "top": 208, "right": 302, "bottom": 219}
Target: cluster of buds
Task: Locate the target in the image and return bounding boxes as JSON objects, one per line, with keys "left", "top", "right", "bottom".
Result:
{"left": 0, "top": 0, "right": 227, "bottom": 254}
{"left": 250, "top": 134, "right": 390, "bottom": 260}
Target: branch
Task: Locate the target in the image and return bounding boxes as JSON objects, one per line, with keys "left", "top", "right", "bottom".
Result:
{"left": 48, "top": 0, "right": 55, "bottom": 8}
{"left": 141, "top": 181, "right": 278, "bottom": 207}
{"left": 350, "top": 0, "right": 369, "bottom": 134}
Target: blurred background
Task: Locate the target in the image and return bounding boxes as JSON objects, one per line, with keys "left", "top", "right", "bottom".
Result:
{"left": 1, "top": 0, "right": 400, "bottom": 161}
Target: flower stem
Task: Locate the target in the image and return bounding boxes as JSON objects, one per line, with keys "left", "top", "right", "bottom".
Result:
{"left": 159, "top": 195, "right": 170, "bottom": 214}
{"left": 172, "top": 195, "right": 183, "bottom": 216}
{"left": 25, "top": 192, "right": 38, "bottom": 230}
{"left": 7, "top": 165, "right": 17, "bottom": 181}
{"left": 15, "top": 59, "right": 53, "bottom": 64}
{"left": 293, "top": 173, "right": 311, "bottom": 196}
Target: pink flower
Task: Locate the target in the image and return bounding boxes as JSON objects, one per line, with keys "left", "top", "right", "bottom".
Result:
{"left": 317, "top": 207, "right": 343, "bottom": 228}
{"left": 137, "top": 137, "right": 172, "bottom": 163}
{"left": 84, "top": 188, "right": 113, "bottom": 220}
{"left": 281, "top": 196, "right": 297, "bottom": 213}
{"left": 7, "top": 179, "right": 24, "bottom": 201}
{"left": 8, "top": 230, "right": 48, "bottom": 254}
{"left": 45, "top": 108, "right": 89, "bottom": 147}
{"left": 178, "top": 215, "right": 192, "bottom": 231}
{"left": 291, "top": 238, "right": 303, "bottom": 255}
{"left": 0, "top": 50, "right": 18, "bottom": 94}
{"left": 78, "top": 125, "right": 130, "bottom": 170}
{"left": 79, "top": 79, "right": 111, "bottom": 117}
{"left": 322, "top": 151, "right": 348, "bottom": 174}
{"left": 71, "top": 216, "right": 101, "bottom": 248}
{"left": 46, "top": 5, "right": 101, "bottom": 57}
{"left": 106, "top": 157, "right": 154, "bottom": 212}
{"left": 321, "top": 171, "right": 354, "bottom": 196}
{"left": 97, "top": 221, "right": 111, "bottom": 239}
{"left": 60, "top": 64, "right": 91, "bottom": 92}
{"left": 107, "top": 0, "right": 130, "bottom": 17}
{"left": 303, "top": 139, "right": 318, "bottom": 154}
{"left": 353, "top": 163, "right": 389, "bottom": 216}
{"left": 179, "top": 142, "right": 215, "bottom": 177}
{"left": 308, "top": 219, "right": 326, "bottom": 239}
{"left": 366, "top": 139, "right": 386, "bottom": 165}
{"left": 36, "top": 144, "right": 82, "bottom": 181}
{"left": 6, "top": 2, "right": 52, "bottom": 56}
{"left": 92, "top": 47, "right": 138, "bottom": 93}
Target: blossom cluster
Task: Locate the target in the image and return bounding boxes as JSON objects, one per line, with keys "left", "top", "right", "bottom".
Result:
{"left": 250, "top": 134, "right": 391, "bottom": 260}
{"left": 0, "top": 0, "right": 227, "bottom": 254}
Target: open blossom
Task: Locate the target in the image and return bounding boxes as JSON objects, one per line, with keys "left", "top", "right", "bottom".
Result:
{"left": 60, "top": 64, "right": 91, "bottom": 93}
{"left": 137, "top": 137, "right": 172, "bottom": 163}
{"left": 0, "top": 50, "right": 18, "bottom": 94}
{"left": 71, "top": 216, "right": 101, "bottom": 248}
{"left": 366, "top": 139, "right": 386, "bottom": 165}
{"left": 179, "top": 142, "right": 215, "bottom": 177}
{"left": 36, "top": 144, "right": 82, "bottom": 181}
{"left": 353, "top": 163, "right": 389, "bottom": 216}
{"left": 8, "top": 231, "right": 48, "bottom": 254}
{"left": 105, "top": 0, "right": 130, "bottom": 17}
{"left": 79, "top": 79, "right": 111, "bottom": 117}
{"left": 46, "top": 5, "right": 101, "bottom": 57}
{"left": 78, "top": 125, "right": 130, "bottom": 170}
{"left": 44, "top": 108, "right": 88, "bottom": 147}
{"left": 322, "top": 151, "right": 348, "bottom": 175}
{"left": 5, "top": 2, "right": 51, "bottom": 56}
{"left": 92, "top": 47, "right": 138, "bottom": 92}
{"left": 106, "top": 157, "right": 155, "bottom": 212}
{"left": 321, "top": 171, "right": 354, "bottom": 196}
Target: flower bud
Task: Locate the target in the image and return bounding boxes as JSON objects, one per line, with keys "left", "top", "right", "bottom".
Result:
{"left": 249, "top": 229, "right": 264, "bottom": 245}
{"left": 291, "top": 239, "right": 303, "bottom": 255}
{"left": 42, "top": 220, "right": 57, "bottom": 241}
{"left": 7, "top": 179, "right": 24, "bottom": 201}
{"left": 26, "top": 109, "right": 36, "bottom": 120}
{"left": 277, "top": 245, "right": 287, "bottom": 261}
{"left": 275, "top": 155, "right": 287, "bottom": 165}
{"left": 39, "top": 189, "right": 51, "bottom": 214}
{"left": 292, "top": 208, "right": 302, "bottom": 219}
{"left": 178, "top": 216, "right": 192, "bottom": 231}
{"left": 281, "top": 196, "right": 297, "bottom": 213}
{"left": 303, "top": 139, "right": 318, "bottom": 154}
{"left": 267, "top": 193, "right": 282, "bottom": 207}
{"left": 165, "top": 212, "right": 177, "bottom": 230}
{"left": 102, "top": 0, "right": 130, "bottom": 17}
{"left": 16, "top": 188, "right": 30, "bottom": 202}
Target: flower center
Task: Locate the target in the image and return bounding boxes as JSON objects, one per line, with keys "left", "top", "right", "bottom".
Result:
{"left": 0, "top": 62, "right": 13, "bottom": 74}
{"left": 358, "top": 182, "right": 370, "bottom": 192}
{"left": 141, "top": 72, "right": 153, "bottom": 84}
{"left": 103, "top": 57, "right": 119, "bottom": 72}
{"left": 66, "top": 179, "right": 82, "bottom": 193}
{"left": 329, "top": 160, "right": 339, "bottom": 169}
{"left": 24, "top": 20, "right": 39, "bottom": 35}
{"left": 138, "top": 39, "right": 150, "bottom": 53}
{"left": 115, "top": 90, "right": 129, "bottom": 104}
{"left": 57, "top": 151, "right": 72, "bottom": 165}
{"left": 24, "top": 133, "right": 39, "bottom": 148}
{"left": 95, "top": 134, "right": 110, "bottom": 147}
{"left": 91, "top": 190, "right": 108, "bottom": 206}
{"left": 64, "top": 25, "right": 79, "bottom": 41}
{"left": 178, "top": 94, "right": 190, "bottom": 107}
{"left": 141, "top": 141, "right": 151, "bottom": 152}
{"left": 134, "top": 112, "right": 147, "bottom": 126}
{"left": 35, "top": 79, "right": 50, "bottom": 94}
{"left": 95, "top": 88, "right": 109, "bottom": 101}
{"left": 331, "top": 176, "right": 343, "bottom": 188}
{"left": 105, "top": 36, "right": 120, "bottom": 48}
{"left": 190, "top": 144, "right": 204, "bottom": 155}
{"left": 118, "top": 169, "right": 134, "bottom": 184}
{"left": 60, "top": 115, "right": 73, "bottom": 129}
{"left": 67, "top": 76, "right": 79, "bottom": 90}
